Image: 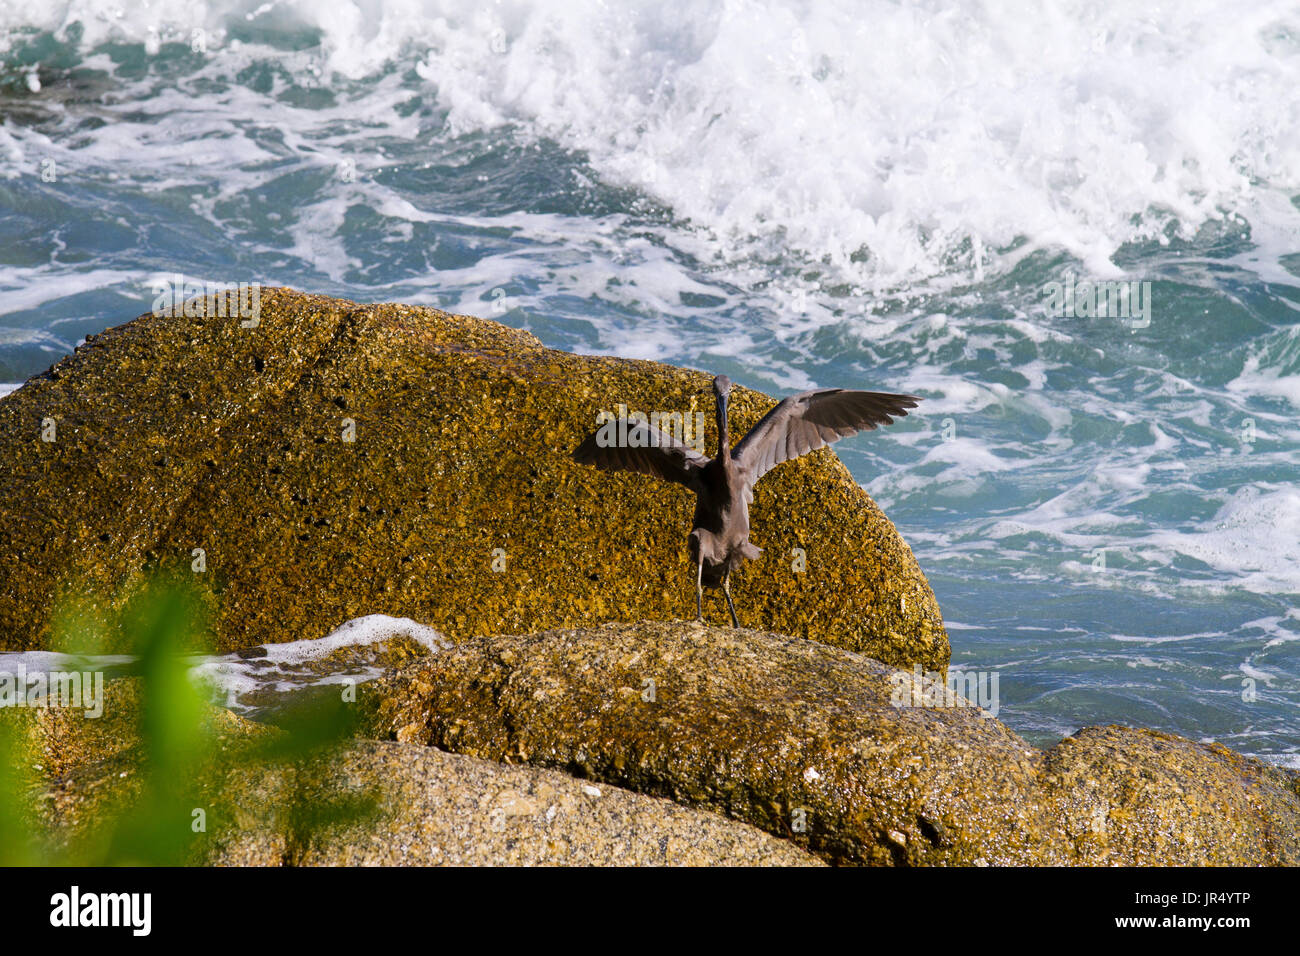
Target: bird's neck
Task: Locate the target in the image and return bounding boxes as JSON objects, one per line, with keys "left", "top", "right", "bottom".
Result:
{"left": 716, "top": 401, "right": 730, "bottom": 460}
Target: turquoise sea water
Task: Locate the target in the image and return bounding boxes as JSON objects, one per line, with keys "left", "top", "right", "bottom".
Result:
{"left": 1, "top": 1, "right": 1298, "bottom": 762}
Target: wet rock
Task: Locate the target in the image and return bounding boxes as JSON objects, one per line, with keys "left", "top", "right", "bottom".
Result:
{"left": 1040, "top": 725, "right": 1300, "bottom": 865}
{"left": 0, "top": 288, "right": 945, "bottom": 669}
{"left": 363, "top": 620, "right": 1300, "bottom": 866}
{"left": 362, "top": 620, "right": 1060, "bottom": 865}
{"left": 0, "top": 677, "right": 271, "bottom": 782}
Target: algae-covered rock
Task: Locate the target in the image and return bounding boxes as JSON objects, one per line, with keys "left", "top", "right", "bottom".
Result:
{"left": 362, "top": 620, "right": 1059, "bottom": 865}
{"left": 1040, "top": 725, "right": 1300, "bottom": 865}
{"left": 0, "top": 288, "right": 945, "bottom": 668}
{"left": 0, "top": 676, "right": 271, "bottom": 782}
{"left": 41, "top": 738, "right": 822, "bottom": 867}
{"left": 362, "top": 620, "right": 1300, "bottom": 866}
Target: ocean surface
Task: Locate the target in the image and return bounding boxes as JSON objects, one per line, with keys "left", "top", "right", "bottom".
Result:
{"left": 1, "top": 1, "right": 1298, "bottom": 763}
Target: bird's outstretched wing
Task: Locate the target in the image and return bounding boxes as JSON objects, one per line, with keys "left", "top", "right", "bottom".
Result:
{"left": 732, "top": 388, "right": 919, "bottom": 489}
{"left": 572, "top": 418, "right": 709, "bottom": 492}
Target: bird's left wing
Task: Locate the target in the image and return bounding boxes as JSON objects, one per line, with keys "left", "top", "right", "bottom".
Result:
{"left": 572, "top": 418, "right": 709, "bottom": 492}
{"left": 732, "top": 388, "right": 919, "bottom": 489}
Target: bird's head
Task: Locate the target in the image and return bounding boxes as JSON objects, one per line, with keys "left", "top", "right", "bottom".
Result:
{"left": 712, "top": 374, "right": 732, "bottom": 438}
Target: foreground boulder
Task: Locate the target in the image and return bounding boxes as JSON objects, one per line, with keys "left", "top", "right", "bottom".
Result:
{"left": 0, "top": 288, "right": 945, "bottom": 668}
{"left": 1040, "top": 725, "right": 1300, "bottom": 866}
{"left": 364, "top": 621, "right": 1058, "bottom": 865}
{"left": 225, "top": 741, "right": 821, "bottom": 866}
{"left": 39, "top": 740, "right": 820, "bottom": 867}
{"left": 363, "top": 621, "right": 1300, "bottom": 866}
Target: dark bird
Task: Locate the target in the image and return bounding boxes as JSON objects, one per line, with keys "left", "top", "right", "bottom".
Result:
{"left": 572, "top": 375, "right": 920, "bottom": 627}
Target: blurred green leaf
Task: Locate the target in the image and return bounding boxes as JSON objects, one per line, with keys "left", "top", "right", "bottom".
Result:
{"left": 0, "top": 574, "right": 381, "bottom": 866}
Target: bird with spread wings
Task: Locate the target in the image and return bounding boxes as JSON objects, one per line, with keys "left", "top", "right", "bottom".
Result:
{"left": 573, "top": 374, "right": 919, "bottom": 627}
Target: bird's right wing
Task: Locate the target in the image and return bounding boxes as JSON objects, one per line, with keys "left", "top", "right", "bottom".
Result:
{"left": 732, "top": 388, "right": 920, "bottom": 488}
{"left": 572, "top": 417, "right": 709, "bottom": 492}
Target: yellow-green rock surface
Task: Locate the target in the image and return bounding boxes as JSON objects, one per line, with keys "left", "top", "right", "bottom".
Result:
{"left": 363, "top": 621, "right": 1300, "bottom": 866}
{"left": 1041, "top": 725, "right": 1300, "bottom": 865}
{"left": 0, "top": 288, "right": 945, "bottom": 668}
{"left": 0, "top": 676, "right": 271, "bottom": 782}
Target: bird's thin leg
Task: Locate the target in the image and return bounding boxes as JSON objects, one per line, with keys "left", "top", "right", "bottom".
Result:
{"left": 722, "top": 568, "right": 739, "bottom": 628}
{"left": 695, "top": 556, "right": 704, "bottom": 622}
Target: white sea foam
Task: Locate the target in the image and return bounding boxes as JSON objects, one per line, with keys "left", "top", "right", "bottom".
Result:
{"left": 5, "top": 0, "right": 1300, "bottom": 293}
{"left": 1137, "top": 485, "right": 1300, "bottom": 594}
{"left": 406, "top": 0, "right": 1300, "bottom": 289}
{"left": 1227, "top": 338, "right": 1300, "bottom": 408}
{"left": 191, "top": 613, "right": 450, "bottom": 712}
{"left": 0, "top": 650, "right": 134, "bottom": 672}
{"left": 0, "top": 616, "right": 446, "bottom": 717}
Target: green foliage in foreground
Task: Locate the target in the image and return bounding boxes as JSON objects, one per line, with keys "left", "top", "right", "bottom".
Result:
{"left": 0, "top": 579, "right": 378, "bottom": 865}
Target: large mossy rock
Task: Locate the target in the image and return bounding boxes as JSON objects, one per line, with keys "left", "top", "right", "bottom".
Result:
{"left": 363, "top": 621, "right": 1058, "bottom": 865}
{"left": 0, "top": 288, "right": 946, "bottom": 668}
{"left": 362, "top": 621, "right": 1300, "bottom": 866}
